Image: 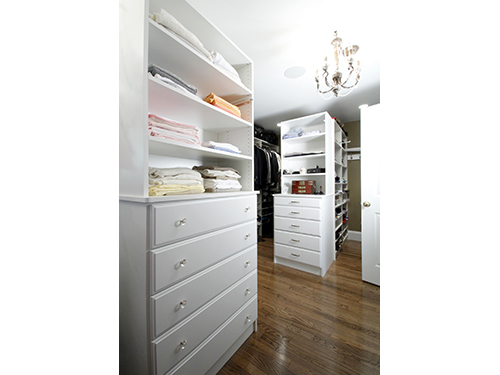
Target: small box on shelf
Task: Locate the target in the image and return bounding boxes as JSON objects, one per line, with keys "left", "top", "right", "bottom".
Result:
{"left": 291, "top": 180, "right": 316, "bottom": 194}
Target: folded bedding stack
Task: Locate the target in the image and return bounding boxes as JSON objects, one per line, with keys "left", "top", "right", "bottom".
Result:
{"left": 193, "top": 166, "right": 242, "bottom": 193}
{"left": 148, "top": 114, "right": 201, "bottom": 146}
{"left": 204, "top": 93, "right": 241, "bottom": 118}
{"left": 150, "top": 9, "right": 213, "bottom": 62}
{"left": 210, "top": 51, "right": 241, "bottom": 82}
{"left": 201, "top": 141, "right": 241, "bottom": 154}
{"left": 148, "top": 64, "right": 198, "bottom": 96}
{"left": 282, "top": 127, "right": 303, "bottom": 139}
{"left": 148, "top": 167, "right": 205, "bottom": 196}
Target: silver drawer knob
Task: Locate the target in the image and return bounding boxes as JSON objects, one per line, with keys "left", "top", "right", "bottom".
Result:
{"left": 179, "top": 259, "right": 187, "bottom": 267}
{"left": 291, "top": 239, "right": 300, "bottom": 242}
{"left": 179, "top": 340, "right": 188, "bottom": 350}
{"left": 244, "top": 206, "right": 250, "bottom": 212}
{"left": 176, "top": 218, "right": 187, "bottom": 226}
{"left": 245, "top": 315, "right": 252, "bottom": 323}
{"left": 291, "top": 253, "right": 300, "bottom": 257}
{"left": 245, "top": 288, "right": 251, "bottom": 295}
{"left": 244, "top": 233, "right": 250, "bottom": 240}
{"left": 290, "top": 211, "right": 300, "bottom": 214}
{"left": 291, "top": 224, "right": 300, "bottom": 228}
{"left": 179, "top": 300, "right": 187, "bottom": 309}
{"left": 290, "top": 201, "right": 300, "bottom": 203}
{"left": 245, "top": 261, "right": 250, "bottom": 268}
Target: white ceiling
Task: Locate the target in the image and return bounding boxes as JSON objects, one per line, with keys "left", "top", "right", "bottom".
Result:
{"left": 187, "top": 0, "right": 381, "bottom": 131}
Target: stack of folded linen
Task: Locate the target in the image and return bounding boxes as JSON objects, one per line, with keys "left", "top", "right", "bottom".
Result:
{"left": 193, "top": 166, "right": 242, "bottom": 193}
{"left": 203, "top": 93, "right": 241, "bottom": 118}
{"left": 148, "top": 167, "right": 205, "bottom": 196}
{"left": 201, "top": 141, "right": 241, "bottom": 154}
{"left": 148, "top": 114, "right": 201, "bottom": 146}
{"left": 150, "top": 9, "right": 213, "bottom": 62}
{"left": 148, "top": 64, "right": 198, "bottom": 96}
{"left": 282, "top": 127, "right": 303, "bottom": 139}
{"left": 210, "top": 51, "right": 241, "bottom": 82}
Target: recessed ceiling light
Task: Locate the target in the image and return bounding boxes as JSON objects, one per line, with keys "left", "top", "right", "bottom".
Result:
{"left": 358, "top": 104, "right": 369, "bottom": 109}
{"left": 284, "top": 66, "right": 306, "bottom": 79}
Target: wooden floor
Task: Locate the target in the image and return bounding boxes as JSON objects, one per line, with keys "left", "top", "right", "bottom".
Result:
{"left": 217, "top": 239, "right": 380, "bottom": 375}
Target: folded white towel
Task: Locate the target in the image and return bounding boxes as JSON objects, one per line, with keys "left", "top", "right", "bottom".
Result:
{"left": 149, "top": 167, "right": 202, "bottom": 179}
{"left": 201, "top": 141, "right": 241, "bottom": 154}
{"left": 152, "top": 9, "right": 213, "bottom": 62}
{"left": 210, "top": 51, "right": 241, "bottom": 81}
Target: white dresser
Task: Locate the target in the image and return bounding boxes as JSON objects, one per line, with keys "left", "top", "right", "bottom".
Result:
{"left": 120, "top": 0, "right": 258, "bottom": 373}
{"left": 273, "top": 195, "right": 334, "bottom": 277}
{"left": 121, "top": 194, "right": 258, "bottom": 375}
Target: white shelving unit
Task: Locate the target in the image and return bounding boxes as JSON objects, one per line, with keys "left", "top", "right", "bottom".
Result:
{"left": 119, "top": 1, "right": 257, "bottom": 374}
{"left": 273, "top": 112, "right": 338, "bottom": 277}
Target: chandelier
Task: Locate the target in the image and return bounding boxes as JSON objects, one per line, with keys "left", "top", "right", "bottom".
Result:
{"left": 315, "top": 31, "right": 361, "bottom": 98}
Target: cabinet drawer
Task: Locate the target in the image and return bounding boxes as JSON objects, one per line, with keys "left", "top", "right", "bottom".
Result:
{"left": 166, "top": 296, "right": 258, "bottom": 375}
{"left": 274, "top": 217, "right": 321, "bottom": 236}
{"left": 153, "top": 271, "right": 257, "bottom": 375}
{"left": 151, "top": 246, "right": 257, "bottom": 337}
{"left": 150, "top": 221, "right": 256, "bottom": 293}
{"left": 151, "top": 195, "right": 256, "bottom": 248}
{"left": 274, "top": 196, "right": 322, "bottom": 208}
{"left": 274, "top": 205, "right": 320, "bottom": 221}
{"left": 274, "top": 243, "right": 321, "bottom": 268}
{"left": 274, "top": 230, "right": 320, "bottom": 252}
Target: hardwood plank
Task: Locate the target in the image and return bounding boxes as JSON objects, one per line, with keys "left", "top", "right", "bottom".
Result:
{"left": 217, "top": 239, "right": 380, "bottom": 374}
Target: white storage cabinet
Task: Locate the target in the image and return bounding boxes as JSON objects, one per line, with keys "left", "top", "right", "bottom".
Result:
{"left": 274, "top": 112, "right": 348, "bottom": 276}
{"left": 119, "top": 0, "right": 257, "bottom": 374}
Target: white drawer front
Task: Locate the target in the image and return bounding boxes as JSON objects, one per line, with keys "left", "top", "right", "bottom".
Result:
{"left": 151, "top": 195, "right": 256, "bottom": 248}
{"left": 153, "top": 271, "right": 257, "bottom": 375}
{"left": 274, "top": 217, "right": 321, "bottom": 236}
{"left": 274, "top": 205, "right": 320, "bottom": 221}
{"left": 151, "top": 221, "right": 256, "bottom": 293}
{"left": 151, "top": 246, "right": 257, "bottom": 337}
{"left": 274, "top": 196, "right": 322, "bottom": 208}
{"left": 274, "top": 243, "right": 321, "bottom": 268}
{"left": 167, "top": 296, "right": 258, "bottom": 375}
{"left": 274, "top": 230, "right": 320, "bottom": 252}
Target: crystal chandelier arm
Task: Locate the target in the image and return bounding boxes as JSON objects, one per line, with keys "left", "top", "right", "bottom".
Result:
{"left": 339, "top": 64, "right": 360, "bottom": 90}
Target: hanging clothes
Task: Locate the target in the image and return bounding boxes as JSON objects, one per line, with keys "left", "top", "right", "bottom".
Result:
{"left": 254, "top": 145, "right": 281, "bottom": 190}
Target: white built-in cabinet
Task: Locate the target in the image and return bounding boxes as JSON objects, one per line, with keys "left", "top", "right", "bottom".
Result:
{"left": 119, "top": 0, "right": 257, "bottom": 374}
{"left": 273, "top": 112, "right": 349, "bottom": 276}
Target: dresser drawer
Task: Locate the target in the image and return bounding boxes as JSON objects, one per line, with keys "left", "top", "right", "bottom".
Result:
{"left": 274, "top": 216, "right": 321, "bottom": 236}
{"left": 150, "top": 221, "right": 256, "bottom": 293}
{"left": 274, "top": 243, "right": 321, "bottom": 268}
{"left": 151, "top": 246, "right": 257, "bottom": 337}
{"left": 152, "top": 271, "right": 257, "bottom": 375}
{"left": 274, "top": 205, "right": 320, "bottom": 221}
{"left": 151, "top": 195, "right": 256, "bottom": 248}
{"left": 274, "top": 196, "right": 322, "bottom": 208}
{"left": 274, "top": 230, "right": 320, "bottom": 252}
{"left": 166, "top": 296, "right": 258, "bottom": 375}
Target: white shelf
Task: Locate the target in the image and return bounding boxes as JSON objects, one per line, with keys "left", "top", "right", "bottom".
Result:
{"left": 282, "top": 173, "right": 326, "bottom": 177}
{"left": 148, "top": 76, "right": 252, "bottom": 130}
{"left": 347, "top": 147, "right": 361, "bottom": 153}
{"left": 281, "top": 132, "right": 325, "bottom": 143}
{"left": 283, "top": 153, "right": 325, "bottom": 160}
{"left": 149, "top": 136, "right": 253, "bottom": 161}
{"left": 148, "top": 19, "right": 252, "bottom": 98}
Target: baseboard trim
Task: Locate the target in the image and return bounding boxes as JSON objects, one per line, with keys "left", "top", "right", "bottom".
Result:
{"left": 348, "top": 230, "right": 361, "bottom": 242}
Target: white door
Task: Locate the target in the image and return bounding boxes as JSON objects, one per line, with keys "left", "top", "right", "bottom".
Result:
{"left": 361, "top": 104, "right": 380, "bottom": 286}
